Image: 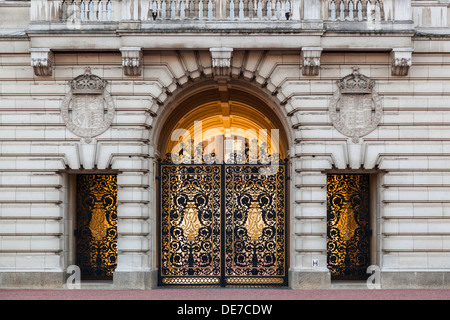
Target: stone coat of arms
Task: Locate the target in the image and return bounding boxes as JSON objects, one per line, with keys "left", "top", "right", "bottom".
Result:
{"left": 329, "top": 67, "right": 382, "bottom": 143}
{"left": 61, "top": 67, "right": 115, "bottom": 143}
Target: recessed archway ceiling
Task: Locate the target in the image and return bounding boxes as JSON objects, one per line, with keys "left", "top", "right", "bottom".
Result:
{"left": 158, "top": 83, "right": 289, "bottom": 160}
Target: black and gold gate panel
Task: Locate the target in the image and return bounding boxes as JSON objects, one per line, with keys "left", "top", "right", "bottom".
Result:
{"left": 224, "top": 165, "right": 286, "bottom": 286}
{"left": 76, "top": 174, "right": 118, "bottom": 279}
{"left": 327, "top": 174, "right": 370, "bottom": 279}
{"left": 159, "top": 165, "right": 222, "bottom": 286}
{"left": 159, "top": 163, "right": 287, "bottom": 287}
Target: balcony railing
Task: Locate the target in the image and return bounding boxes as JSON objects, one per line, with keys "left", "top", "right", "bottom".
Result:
{"left": 329, "top": 0, "right": 384, "bottom": 22}
{"left": 29, "top": 0, "right": 414, "bottom": 29}
{"left": 30, "top": 0, "right": 294, "bottom": 22}
{"left": 62, "top": 0, "right": 113, "bottom": 21}
{"left": 30, "top": 0, "right": 117, "bottom": 22}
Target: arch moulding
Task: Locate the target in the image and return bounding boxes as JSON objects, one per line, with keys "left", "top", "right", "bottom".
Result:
{"left": 150, "top": 77, "right": 295, "bottom": 160}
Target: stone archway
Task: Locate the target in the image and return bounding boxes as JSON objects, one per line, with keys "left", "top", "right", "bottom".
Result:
{"left": 151, "top": 78, "right": 293, "bottom": 287}
{"left": 152, "top": 78, "right": 293, "bottom": 159}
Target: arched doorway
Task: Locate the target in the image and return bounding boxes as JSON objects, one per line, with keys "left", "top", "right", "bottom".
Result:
{"left": 154, "top": 80, "right": 291, "bottom": 287}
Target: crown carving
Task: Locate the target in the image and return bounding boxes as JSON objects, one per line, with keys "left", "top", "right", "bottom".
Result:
{"left": 337, "top": 67, "right": 375, "bottom": 94}
{"left": 69, "top": 67, "right": 107, "bottom": 95}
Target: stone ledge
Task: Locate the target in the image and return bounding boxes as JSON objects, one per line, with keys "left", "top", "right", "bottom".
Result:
{"left": 112, "top": 270, "right": 158, "bottom": 289}
{"left": 0, "top": 272, "right": 64, "bottom": 288}
{"left": 289, "top": 270, "right": 331, "bottom": 289}
{"left": 1, "top": 271, "right": 449, "bottom": 289}
{"left": 381, "top": 271, "right": 450, "bottom": 289}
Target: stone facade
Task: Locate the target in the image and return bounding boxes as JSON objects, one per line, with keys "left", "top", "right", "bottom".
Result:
{"left": 0, "top": 0, "right": 450, "bottom": 289}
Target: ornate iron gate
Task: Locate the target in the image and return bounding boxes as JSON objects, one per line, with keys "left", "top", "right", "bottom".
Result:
{"left": 327, "top": 174, "right": 370, "bottom": 279}
{"left": 159, "top": 165, "right": 223, "bottom": 286}
{"left": 159, "top": 162, "right": 287, "bottom": 287}
{"left": 224, "top": 165, "right": 286, "bottom": 286}
{"left": 76, "top": 174, "right": 118, "bottom": 279}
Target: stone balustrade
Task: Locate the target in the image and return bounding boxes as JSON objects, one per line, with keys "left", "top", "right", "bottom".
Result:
{"left": 29, "top": 0, "right": 416, "bottom": 24}
{"left": 30, "top": 0, "right": 116, "bottom": 22}
{"left": 30, "top": 0, "right": 295, "bottom": 22}
{"left": 329, "top": 0, "right": 384, "bottom": 22}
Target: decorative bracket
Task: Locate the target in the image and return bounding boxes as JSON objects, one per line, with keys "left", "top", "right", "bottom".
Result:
{"left": 120, "top": 47, "right": 143, "bottom": 76}
{"left": 210, "top": 47, "right": 233, "bottom": 79}
{"left": 301, "top": 47, "right": 322, "bottom": 76}
{"left": 30, "top": 48, "right": 54, "bottom": 76}
{"left": 391, "top": 48, "right": 413, "bottom": 76}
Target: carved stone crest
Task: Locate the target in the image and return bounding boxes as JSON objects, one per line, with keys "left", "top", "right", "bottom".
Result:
{"left": 329, "top": 67, "right": 382, "bottom": 143}
{"left": 61, "top": 68, "right": 115, "bottom": 143}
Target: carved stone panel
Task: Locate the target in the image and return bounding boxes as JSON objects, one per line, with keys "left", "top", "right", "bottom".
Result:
{"left": 329, "top": 67, "right": 382, "bottom": 143}
{"left": 61, "top": 67, "right": 115, "bottom": 143}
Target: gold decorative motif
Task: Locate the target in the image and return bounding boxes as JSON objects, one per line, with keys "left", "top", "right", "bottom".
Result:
{"left": 245, "top": 201, "right": 265, "bottom": 241}
{"left": 89, "top": 202, "right": 108, "bottom": 241}
{"left": 180, "top": 201, "right": 202, "bottom": 241}
{"left": 336, "top": 202, "right": 358, "bottom": 241}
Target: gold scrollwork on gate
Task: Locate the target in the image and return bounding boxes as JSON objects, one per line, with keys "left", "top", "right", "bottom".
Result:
{"left": 76, "top": 174, "right": 117, "bottom": 279}
{"left": 160, "top": 165, "right": 222, "bottom": 282}
{"left": 225, "top": 165, "right": 286, "bottom": 280}
{"left": 160, "top": 162, "right": 287, "bottom": 287}
{"left": 327, "top": 174, "right": 370, "bottom": 279}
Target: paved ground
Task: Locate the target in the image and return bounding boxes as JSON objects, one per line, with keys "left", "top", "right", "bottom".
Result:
{"left": 1, "top": 288, "right": 449, "bottom": 300}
